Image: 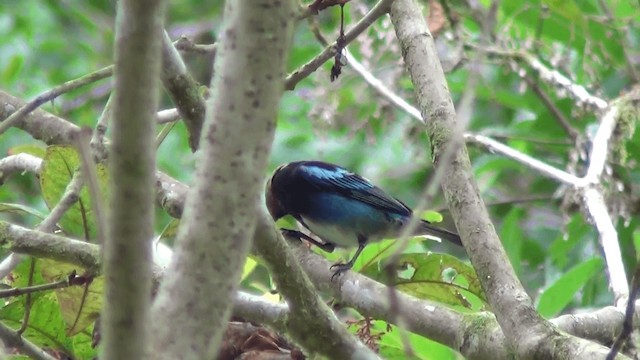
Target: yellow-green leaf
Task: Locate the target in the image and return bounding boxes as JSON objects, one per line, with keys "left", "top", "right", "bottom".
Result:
{"left": 39, "top": 145, "right": 109, "bottom": 240}
{"left": 40, "top": 259, "right": 103, "bottom": 336}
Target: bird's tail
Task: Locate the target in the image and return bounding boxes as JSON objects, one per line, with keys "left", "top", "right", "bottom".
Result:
{"left": 414, "top": 220, "right": 462, "bottom": 246}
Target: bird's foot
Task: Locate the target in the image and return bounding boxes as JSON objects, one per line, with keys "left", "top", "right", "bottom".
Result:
{"left": 329, "top": 262, "right": 353, "bottom": 281}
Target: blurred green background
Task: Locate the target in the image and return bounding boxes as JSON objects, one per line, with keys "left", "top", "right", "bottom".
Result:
{"left": 0, "top": 0, "right": 639, "bottom": 358}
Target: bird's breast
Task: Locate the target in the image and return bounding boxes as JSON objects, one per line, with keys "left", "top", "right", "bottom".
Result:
{"left": 301, "top": 217, "right": 360, "bottom": 248}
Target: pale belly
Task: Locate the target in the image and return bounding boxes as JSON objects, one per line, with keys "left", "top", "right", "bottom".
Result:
{"left": 301, "top": 216, "right": 390, "bottom": 248}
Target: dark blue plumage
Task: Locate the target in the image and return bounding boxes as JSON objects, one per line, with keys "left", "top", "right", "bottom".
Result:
{"left": 266, "top": 161, "right": 462, "bottom": 279}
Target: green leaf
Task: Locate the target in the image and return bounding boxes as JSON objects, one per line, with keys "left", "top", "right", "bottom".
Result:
{"left": 366, "top": 320, "right": 457, "bottom": 360}
{"left": 499, "top": 208, "right": 524, "bottom": 276}
{"left": 0, "top": 293, "right": 74, "bottom": 355}
{"left": 1, "top": 54, "right": 25, "bottom": 84}
{"left": 39, "top": 145, "right": 109, "bottom": 240}
{"left": 536, "top": 257, "right": 603, "bottom": 318}
{"left": 7, "top": 144, "right": 47, "bottom": 158}
{"left": 542, "top": 0, "right": 587, "bottom": 28}
{"left": 242, "top": 256, "right": 258, "bottom": 280}
{"left": 633, "top": 229, "right": 640, "bottom": 263}
{"left": 274, "top": 214, "right": 297, "bottom": 230}
{"left": 393, "top": 253, "right": 486, "bottom": 310}
{"left": 549, "top": 215, "right": 590, "bottom": 269}
{"left": 420, "top": 210, "right": 443, "bottom": 223}
{"left": 40, "top": 259, "right": 102, "bottom": 336}
{"left": 354, "top": 239, "right": 403, "bottom": 276}
{"left": 157, "top": 218, "right": 180, "bottom": 246}
{"left": 9, "top": 258, "right": 46, "bottom": 296}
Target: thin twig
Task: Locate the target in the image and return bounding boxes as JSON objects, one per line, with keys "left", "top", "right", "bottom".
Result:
{"left": 300, "top": 0, "right": 351, "bottom": 19}
{"left": 468, "top": 44, "right": 608, "bottom": 110}
{"left": 90, "top": 92, "right": 115, "bottom": 162}
{"left": 607, "top": 266, "right": 640, "bottom": 360}
{"left": 156, "top": 108, "right": 181, "bottom": 124}
{"left": 583, "top": 103, "right": 619, "bottom": 183}
{"left": 584, "top": 187, "right": 628, "bottom": 300}
{"left": 16, "top": 258, "right": 36, "bottom": 335}
{"left": 345, "top": 50, "right": 423, "bottom": 121}
{"left": 285, "top": 0, "right": 394, "bottom": 90}
{"left": 0, "top": 273, "right": 84, "bottom": 298}
{"left": 466, "top": 134, "right": 583, "bottom": 185}
{"left": 0, "top": 153, "right": 43, "bottom": 183}
{"left": 73, "top": 127, "right": 107, "bottom": 245}
{"left": 0, "top": 66, "right": 113, "bottom": 136}
{"left": 38, "top": 171, "right": 85, "bottom": 233}
{"left": 488, "top": 134, "right": 572, "bottom": 146}
{"left": 526, "top": 76, "right": 580, "bottom": 140}
{"left": 0, "top": 168, "right": 88, "bottom": 279}
{"left": 173, "top": 36, "right": 217, "bottom": 56}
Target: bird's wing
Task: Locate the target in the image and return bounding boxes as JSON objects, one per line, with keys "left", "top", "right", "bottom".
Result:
{"left": 297, "top": 162, "right": 412, "bottom": 215}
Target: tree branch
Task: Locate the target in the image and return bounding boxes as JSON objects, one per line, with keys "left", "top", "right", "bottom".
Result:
{"left": 284, "top": 0, "right": 394, "bottom": 90}
{"left": 0, "top": 153, "right": 42, "bottom": 183}
{"left": 160, "top": 30, "right": 207, "bottom": 151}
{"left": 254, "top": 212, "right": 381, "bottom": 359}
{"left": 0, "top": 222, "right": 100, "bottom": 270}
{"left": 101, "top": 0, "right": 165, "bottom": 358}
{"left": 344, "top": 25, "right": 636, "bottom": 303}
{"left": 150, "top": 1, "right": 297, "bottom": 358}
{"left": 389, "top": 0, "right": 616, "bottom": 358}
{"left": 0, "top": 67, "right": 112, "bottom": 136}
{"left": 0, "top": 90, "right": 81, "bottom": 145}
{"left": 0, "top": 321, "right": 57, "bottom": 360}
{"left": 468, "top": 45, "right": 608, "bottom": 110}
{"left": 1, "top": 175, "right": 638, "bottom": 359}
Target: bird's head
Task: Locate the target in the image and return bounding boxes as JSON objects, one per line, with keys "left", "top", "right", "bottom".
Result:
{"left": 265, "top": 163, "right": 289, "bottom": 220}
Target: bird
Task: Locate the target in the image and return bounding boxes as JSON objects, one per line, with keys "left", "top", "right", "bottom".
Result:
{"left": 265, "top": 160, "right": 462, "bottom": 280}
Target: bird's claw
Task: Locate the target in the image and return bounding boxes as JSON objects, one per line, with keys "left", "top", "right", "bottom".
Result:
{"left": 330, "top": 262, "right": 352, "bottom": 281}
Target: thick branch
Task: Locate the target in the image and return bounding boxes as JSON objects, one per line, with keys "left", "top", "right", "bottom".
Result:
{"left": 0, "top": 90, "right": 80, "bottom": 145}
{"left": 102, "top": 0, "right": 165, "bottom": 359}
{"left": 389, "top": 0, "right": 616, "bottom": 358}
{"left": 2, "top": 183, "right": 638, "bottom": 359}
{"left": 160, "top": 31, "right": 207, "bottom": 151}
{"left": 150, "top": 1, "right": 297, "bottom": 358}
{"left": 0, "top": 222, "right": 100, "bottom": 270}
{"left": 254, "top": 212, "right": 380, "bottom": 359}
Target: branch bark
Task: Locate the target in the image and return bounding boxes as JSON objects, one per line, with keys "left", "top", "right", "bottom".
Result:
{"left": 3, "top": 217, "right": 635, "bottom": 359}
{"left": 160, "top": 31, "right": 207, "bottom": 151}
{"left": 149, "top": 1, "right": 297, "bottom": 358}
{"left": 101, "top": 0, "right": 165, "bottom": 359}
{"left": 254, "top": 212, "right": 381, "bottom": 359}
{"left": 0, "top": 90, "right": 80, "bottom": 145}
{"left": 389, "top": 0, "right": 618, "bottom": 358}
{"left": 4, "top": 181, "right": 640, "bottom": 360}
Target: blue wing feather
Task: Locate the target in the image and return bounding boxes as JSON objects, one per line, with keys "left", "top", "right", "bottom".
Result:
{"left": 297, "top": 162, "right": 411, "bottom": 216}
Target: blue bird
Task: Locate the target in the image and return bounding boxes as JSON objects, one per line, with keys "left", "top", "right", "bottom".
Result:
{"left": 265, "top": 161, "right": 462, "bottom": 279}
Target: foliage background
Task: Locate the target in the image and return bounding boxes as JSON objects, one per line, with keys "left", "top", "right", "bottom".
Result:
{"left": 0, "top": 0, "right": 638, "bottom": 358}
